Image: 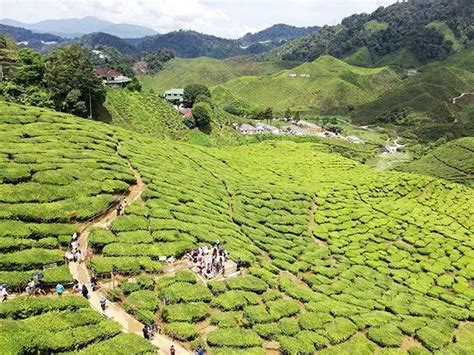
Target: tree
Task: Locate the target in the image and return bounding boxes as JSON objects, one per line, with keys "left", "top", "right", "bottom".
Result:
{"left": 126, "top": 77, "right": 142, "bottom": 92}
{"left": 12, "top": 48, "right": 45, "bottom": 86}
{"left": 263, "top": 107, "right": 273, "bottom": 121}
{"left": 192, "top": 101, "right": 212, "bottom": 129}
{"left": 183, "top": 84, "right": 211, "bottom": 108}
{"left": 44, "top": 45, "right": 105, "bottom": 117}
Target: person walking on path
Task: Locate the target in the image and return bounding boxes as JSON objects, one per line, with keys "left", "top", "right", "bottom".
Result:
{"left": 142, "top": 325, "right": 149, "bottom": 340}
{"left": 81, "top": 284, "right": 89, "bottom": 299}
{"left": 55, "top": 283, "right": 65, "bottom": 296}
{"left": 196, "top": 346, "right": 206, "bottom": 355}
{"left": 1, "top": 285, "right": 8, "bottom": 302}
{"left": 91, "top": 274, "right": 97, "bottom": 291}
{"left": 170, "top": 345, "right": 176, "bottom": 355}
{"left": 100, "top": 296, "right": 107, "bottom": 313}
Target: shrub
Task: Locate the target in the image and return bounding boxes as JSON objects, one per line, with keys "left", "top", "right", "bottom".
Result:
{"left": 278, "top": 318, "right": 300, "bottom": 336}
{"left": 0, "top": 296, "right": 89, "bottom": 319}
{"left": 159, "top": 282, "right": 212, "bottom": 303}
{"left": 123, "top": 290, "right": 159, "bottom": 314}
{"left": 212, "top": 291, "right": 260, "bottom": 311}
{"left": 367, "top": 324, "right": 404, "bottom": 347}
{"left": 211, "top": 347, "right": 265, "bottom": 355}
{"left": 110, "top": 215, "right": 149, "bottom": 232}
{"left": 243, "top": 305, "right": 274, "bottom": 325}
{"left": 253, "top": 323, "right": 281, "bottom": 339}
{"left": 298, "top": 330, "right": 330, "bottom": 350}
{"left": 207, "top": 328, "right": 262, "bottom": 348}
{"left": 208, "top": 280, "right": 227, "bottom": 295}
{"left": 299, "top": 312, "right": 333, "bottom": 330}
{"left": 162, "top": 302, "right": 210, "bottom": 323}
{"left": 226, "top": 275, "right": 268, "bottom": 294}
{"left": 266, "top": 299, "right": 300, "bottom": 320}
{"left": 320, "top": 335, "right": 378, "bottom": 355}
{"left": 278, "top": 333, "right": 315, "bottom": 354}
{"left": 416, "top": 326, "right": 451, "bottom": 351}
{"left": 78, "top": 333, "right": 156, "bottom": 354}
{"left": 164, "top": 322, "right": 199, "bottom": 341}
{"left": 88, "top": 228, "right": 116, "bottom": 249}
{"left": 210, "top": 311, "right": 240, "bottom": 328}
{"left": 325, "top": 317, "right": 357, "bottom": 344}
{"left": 0, "top": 248, "right": 65, "bottom": 271}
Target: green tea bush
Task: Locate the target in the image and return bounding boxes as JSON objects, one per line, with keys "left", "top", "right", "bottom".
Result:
{"left": 78, "top": 333, "right": 156, "bottom": 354}
{"left": 159, "top": 282, "right": 212, "bottom": 304}
{"left": 0, "top": 296, "right": 89, "bottom": 319}
{"left": 278, "top": 333, "right": 315, "bottom": 354}
{"left": 320, "top": 335, "right": 378, "bottom": 355}
{"left": 110, "top": 215, "right": 149, "bottom": 232}
{"left": 416, "top": 326, "right": 451, "bottom": 351}
{"left": 325, "top": 317, "right": 357, "bottom": 344}
{"left": 0, "top": 248, "right": 65, "bottom": 271}
{"left": 210, "top": 311, "right": 240, "bottom": 328}
{"left": 208, "top": 280, "right": 227, "bottom": 295}
{"left": 367, "top": 324, "right": 404, "bottom": 347}
{"left": 299, "top": 312, "right": 333, "bottom": 330}
{"left": 123, "top": 290, "right": 159, "bottom": 315}
{"left": 207, "top": 328, "right": 262, "bottom": 348}
{"left": 212, "top": 290, "right": 260, "bottom": 311}
{"left": 266, "top": 299, "right": 300, "bottom": 319}
{"left": 278, "top": 318, "right": 300, "bottom": 336}
{"left": 226, "top": 275, "right": 268, "bottom": 293}
{"left": 243, "top": 305, "right": 274, "bottom": 325}
{"left": 162, "top": 302, "right": 210, "bottom": 322}
{"left": 164, "top": 322, "right": 199, "bottom": 341}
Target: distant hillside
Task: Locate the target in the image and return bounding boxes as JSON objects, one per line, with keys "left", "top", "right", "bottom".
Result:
{"left": 75, "top": 32, "right": 136, "bottom": 55}
{"left": 134, "top": 30, "right": 245, "bottom": 59}
{"left": 0, "top": 24, "right": 64, "bottom": 51}
{"left": 215, "top": 55, "right": 401, "bottom": 114}
{"left": 241, "top": 24, "right": 319, "bottom": 44}
{"left": 353, "top": 48, "right": 474, "bottom": 142}
{"left": 0, "top": 16, "right": 157, "bottom": 39}
{"left": 138, "top": 57, "right": 301, "bottom": 93}
{"left": 396, "top": 137, "right": 474, "bottom": 187}
{"left": 267, "top": 0, "right": 473, "bottom": 66}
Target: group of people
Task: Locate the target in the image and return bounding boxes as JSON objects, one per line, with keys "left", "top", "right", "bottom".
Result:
{"left": 116, "top": 198, "right": 127, "bottom": 216}
{"left": 188, "top": 241, "right": 231, "bottom": 280}
{"left": 26, "top": 276, "right": 46, "bottom": 296}
{"left": 142, "top": 323, "right": 155, "bottom": 340}
{"left": 64, "top": 232, "right": 86, "bottom": 264}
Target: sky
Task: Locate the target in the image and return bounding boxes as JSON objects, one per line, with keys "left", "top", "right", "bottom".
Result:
{"left": 0, "top": 0, "right": 399, "bottom": 38}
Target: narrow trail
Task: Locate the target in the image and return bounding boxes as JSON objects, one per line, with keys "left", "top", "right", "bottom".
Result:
{"left": 451, "top": 92, "right": 474, "bottom": 104}
{"left": 69, "top": 164, "right": 191, "bottom": 355}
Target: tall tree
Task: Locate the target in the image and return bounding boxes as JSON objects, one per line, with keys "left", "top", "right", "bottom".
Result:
{"left": 44, "top": 45, "right": 105, "bottom": 117}
{"left": 183, "top": 84, "right": 211, "bottom": 108}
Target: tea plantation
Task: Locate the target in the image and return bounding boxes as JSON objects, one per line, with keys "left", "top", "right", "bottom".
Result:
{"left": 0, "top": 101, "right": 473, "bottom": 354}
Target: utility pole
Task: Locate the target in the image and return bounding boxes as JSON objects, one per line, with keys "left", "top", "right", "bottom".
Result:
{"left": 88, "top": 89, "right": 93, "bottom": 118}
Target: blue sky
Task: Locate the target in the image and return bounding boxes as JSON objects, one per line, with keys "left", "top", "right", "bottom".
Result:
{"left": 0, "top": 0, "right": 398, "bottom": 38}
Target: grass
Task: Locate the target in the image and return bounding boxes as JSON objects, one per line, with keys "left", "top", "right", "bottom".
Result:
{"left": 0, "top": 100, "right": 473, "bottom": 353}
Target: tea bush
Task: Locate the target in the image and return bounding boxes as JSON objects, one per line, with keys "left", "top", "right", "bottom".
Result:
{"left": 207, "top": 328, "right": 262, "bottom": 348}
{"left": 164, "top": 322, "right": 199, "bottom": 341}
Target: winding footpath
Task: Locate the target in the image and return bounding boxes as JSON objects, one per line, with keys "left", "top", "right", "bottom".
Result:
{"left": 69, "top": 167, "right": 191, "bottom": 355}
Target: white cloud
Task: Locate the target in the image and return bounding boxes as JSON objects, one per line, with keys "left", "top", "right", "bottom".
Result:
{"left": 0, "top": 0, "right": 398, "bottom": 38}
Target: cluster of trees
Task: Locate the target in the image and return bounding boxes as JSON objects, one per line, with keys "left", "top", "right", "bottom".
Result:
{"left": 183, "top": 84, "right": 213, "bottom": 129}
{"left": 0, "top": 43, "right": 106, "bottom": 117}
{"left": 276, "top": 0, "right": 473, "bottom": 64}
{"left": 143, "top": 48, "right": 175, "bottom": 74}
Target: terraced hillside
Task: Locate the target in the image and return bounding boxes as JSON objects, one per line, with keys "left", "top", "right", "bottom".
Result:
{"left": 0, "top": 296, "right": 155, "bottom": 353}
{"left": 139, "top": 57, "right": 300, "bottom": 94}
{"left": 0, "top": 101, "right": 473, "bottom": 354}
{"left": 397, "top": 137, "right": 474, "bottom": 187}
{"left": 100, "top": 89, "right": 188, "bottom": 140}
{"left": 215, "top": 56, "right": 400, "bottom": 114}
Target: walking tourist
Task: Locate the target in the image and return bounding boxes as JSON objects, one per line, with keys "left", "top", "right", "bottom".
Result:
{"left": 91, "top": 274, "right": 97, "bottom": 291}
{"left": 1, "top": 285, "right": 8, "bottom": 302}
{"left": 170, "top": 345, "right": 176, "bottom": 355}
{"left": 55, "top": 283, "right": 65, "bottom": 296}
{"left": 100, "top": 296, "right": 107, "bottom": 312}
{"left": 81, "top": 284, "right": 89, "bottom": 299}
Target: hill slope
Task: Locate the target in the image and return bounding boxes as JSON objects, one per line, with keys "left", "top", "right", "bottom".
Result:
{"left": 353, "top": 49, "right": 474, "bottom": 141}
{"left": 241, "top": 24, "right": 319, "bottom": 44}
{"left": 396, "top": 137, "right": 474, "bottom": 187}
{"left": 216, "top": 55, "right": 401, "bottom": 113}
{"left": 139, "top": 57, "right": 300, "bottom": 93}
{"left": 0, "top": 100, "right": 473, "bottom": 353}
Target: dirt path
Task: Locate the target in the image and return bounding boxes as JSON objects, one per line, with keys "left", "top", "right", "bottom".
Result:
{"left": 69, "top": 166, "right": 191, "bottom": 355}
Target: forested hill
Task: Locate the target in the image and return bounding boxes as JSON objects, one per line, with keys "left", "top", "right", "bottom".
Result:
{"left": 266, "top": 0, "right": 473, "bottom": 66}
{"left": 241, "top": 24, "right": 319, "bottom": 44}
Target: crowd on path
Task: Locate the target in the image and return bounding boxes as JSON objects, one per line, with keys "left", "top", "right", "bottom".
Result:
{"left": 187, "top": 241, "right": 242, "bottom": 280}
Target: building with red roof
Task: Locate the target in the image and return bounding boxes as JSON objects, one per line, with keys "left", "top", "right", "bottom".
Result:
{"left": 94, "top": 67, "right": 131, "bottom": 88}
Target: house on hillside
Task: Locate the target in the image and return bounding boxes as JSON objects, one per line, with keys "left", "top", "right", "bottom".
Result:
{"left": 164, "top": 89, "right": 184, "bottom": 103}
{"left": 179, "top": 107, "right": 193, "bottom": 119}
{"left": 94, "top": 67, "right": 131, "bottom": 88}
{"left": 289, "top": 73, "right": 297, "bottom": 78}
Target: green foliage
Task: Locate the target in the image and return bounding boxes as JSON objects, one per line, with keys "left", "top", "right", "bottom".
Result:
{"left": 192, "top": 101, "right": 212, "bottom": 128}
{"left": 159, "top": 282, "right": 212, "bottom": 304}
{"left": 184, "top": 84, "right": 211, "bottom": 107}
{"left": 367, "top": 324, "right": 404, "bottom": 347}
{"left": 324, "top": 317, "right": 357, "bottom": 344}
{"left": 278, "top": 332, "right": 315, "bottom": 354}
{"left": 164, "top": 322, "right": 199, "bottom": 341}
{"left": 0, "top": 296, "right": 89, "bottom": 319}
{"left": 78, "top": 333, "right": 156, "bottom": 354}
{"left": 210, "top": 311, "right": 240, "bottom": 328}
{"left": 207, "top": 328, "right": 262, "bottom": 348}
{"left": 226, "top": 275, "right": 268, "bottom": 293}
{"left": 212, "top": 290, "right": 260, "bottom": 311}
{"left": 162, "top": 302, "right": 210, "bottom": 322}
